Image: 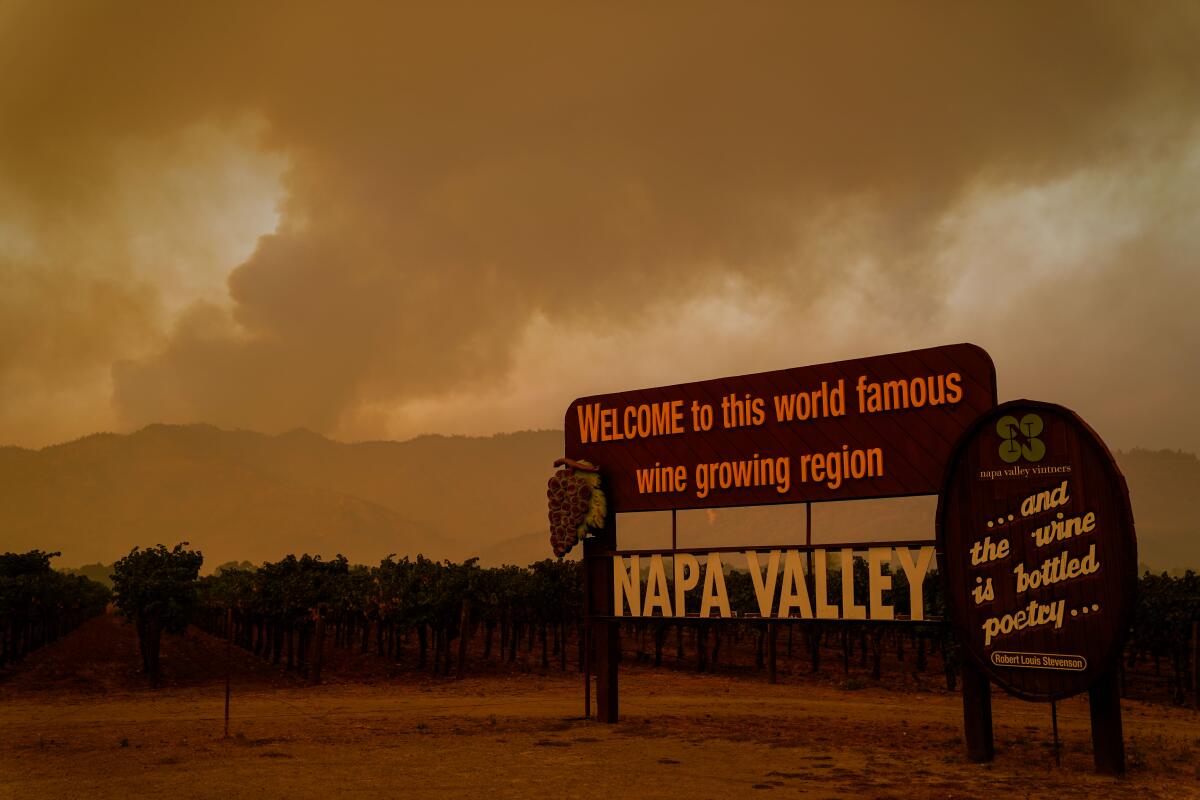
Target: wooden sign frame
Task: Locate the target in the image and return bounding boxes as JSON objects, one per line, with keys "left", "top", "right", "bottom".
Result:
{"left": 564, "top": 347, "right": 1135, "bottom": 778}
{"left": 936, "top": 399, "right": 1137, "bottom": 774}
{"left": 566, "top": 344, "right": 998, "bottom": 724}
{"left": 566, "top": 344, "right": 998, "bottom": 513}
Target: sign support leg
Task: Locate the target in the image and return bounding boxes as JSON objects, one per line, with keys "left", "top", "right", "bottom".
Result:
{"left": 594, "top": 617, "right": 618, "bottom": 722}
{"left": 1088, "top": 668, "right": 1125, "bottom": 775}
{"left": 961, "top": 660, "right": 994, "bottom": 762}
{"left": 583, "top": 597, "right": 591, "bottom": 718}
{"left": 586, "top": 513, "right": 618, "bottom": 723}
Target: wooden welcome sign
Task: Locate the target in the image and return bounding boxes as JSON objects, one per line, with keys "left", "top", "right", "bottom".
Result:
{"left": 938, "top": 401, "right": 1137, "bottom": 698}
{"left": 562, "top": 348, "right": 1136, "bottom": 777}
{"left": 565, "top": 343, "right": 997, "bottom": 511}
{"left": 937, "top": 400, "right": 1136, "bottom": 773}
{"left": 564, "top": 343, "right": 997, "bottom": 724}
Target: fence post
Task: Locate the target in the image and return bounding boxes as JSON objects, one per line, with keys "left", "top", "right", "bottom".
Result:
{"left": 456, "top": 598, "right": 470, "bottom": 678}
{"left": 224, "top": 607, "right": 232, "bottom": 739}
{"left": 311, "top": 610, "right": 325, "bottom": 685}
{"left": 1192, "top": 620, "right": 1198, "bottom": 711}
{"left": 767, "top": 622, "right": 778, "bottom": 685}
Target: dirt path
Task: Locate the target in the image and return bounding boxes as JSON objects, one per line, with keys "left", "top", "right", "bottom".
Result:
{"left": 1, "top": 617, "right": 1196, "bottom": 799}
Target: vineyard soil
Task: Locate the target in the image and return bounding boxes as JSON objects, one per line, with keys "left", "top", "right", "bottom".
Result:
{"left": 1, "top": 616, "right": 1197, "bottom": 800}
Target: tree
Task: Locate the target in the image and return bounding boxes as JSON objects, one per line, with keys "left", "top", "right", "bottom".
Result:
{"left": 111, "top": 543, "right": 203, "bottom": 687}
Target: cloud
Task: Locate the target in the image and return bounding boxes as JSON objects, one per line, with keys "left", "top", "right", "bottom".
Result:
{"left": 0, "top": 103, "right": 284, "bottom": 445}
{"left": 1, "top": 2, "right": 1198, "bottom": 450}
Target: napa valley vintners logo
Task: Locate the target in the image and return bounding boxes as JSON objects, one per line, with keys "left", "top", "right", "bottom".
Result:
{"left": 998, "top": 412, "right": 1046, "bottom": 463}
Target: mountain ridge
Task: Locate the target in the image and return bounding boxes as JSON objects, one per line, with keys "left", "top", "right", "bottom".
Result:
{"left": 0, "top": 425, "right": 1195, "bottom": 571}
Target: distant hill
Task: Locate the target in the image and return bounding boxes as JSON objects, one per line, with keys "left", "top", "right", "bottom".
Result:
{"left": 0, "top": 425, "right": 1195, "bottom": 572}
{"left": 0, "top": 425, "right": 558, "bottom": 569}
{"left": 61, "top": 562, "right": 115, "bottom": 588}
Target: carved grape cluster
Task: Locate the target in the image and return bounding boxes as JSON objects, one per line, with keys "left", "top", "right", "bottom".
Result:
{"left": 547, "top": 463, "right": 604, "bottom": 558}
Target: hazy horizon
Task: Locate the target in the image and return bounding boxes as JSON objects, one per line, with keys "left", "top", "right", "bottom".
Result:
{"left": 3, "top": 424, "right": 1195, "bottom": 573}
{"left": 4, "top": 418, "right": 1199, "bottom": 460}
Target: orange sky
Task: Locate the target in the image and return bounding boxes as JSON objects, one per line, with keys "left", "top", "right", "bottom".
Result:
{"left": 1, "top": 1, "right": 1198, "bottom": 453}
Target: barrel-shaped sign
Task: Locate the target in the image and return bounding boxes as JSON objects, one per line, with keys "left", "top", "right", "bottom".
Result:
{"left": 937, "top": 400, "right": 1136, "bottom": 700}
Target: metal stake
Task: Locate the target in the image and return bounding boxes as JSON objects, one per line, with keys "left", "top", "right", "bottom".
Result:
{"left": 1051, "top": 699, "right": 1060, "bottom": 766}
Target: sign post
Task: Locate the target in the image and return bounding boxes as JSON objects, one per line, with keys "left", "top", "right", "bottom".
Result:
{"left": 585, "top": 513, "right": 619, "bottom": 723}
{"left": 556, "top": 346, "right": 1138, "bottom": 777}
{"left": 561, "top": 343, "right": 998, "bottom": 723}
{"left": 937, "top": 400, "right": 1137, "bottom": 774}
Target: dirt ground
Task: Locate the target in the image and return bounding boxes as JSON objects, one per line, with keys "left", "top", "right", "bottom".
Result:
{"left": 1, "top": 616, "right": 1197, "bottom": 800}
